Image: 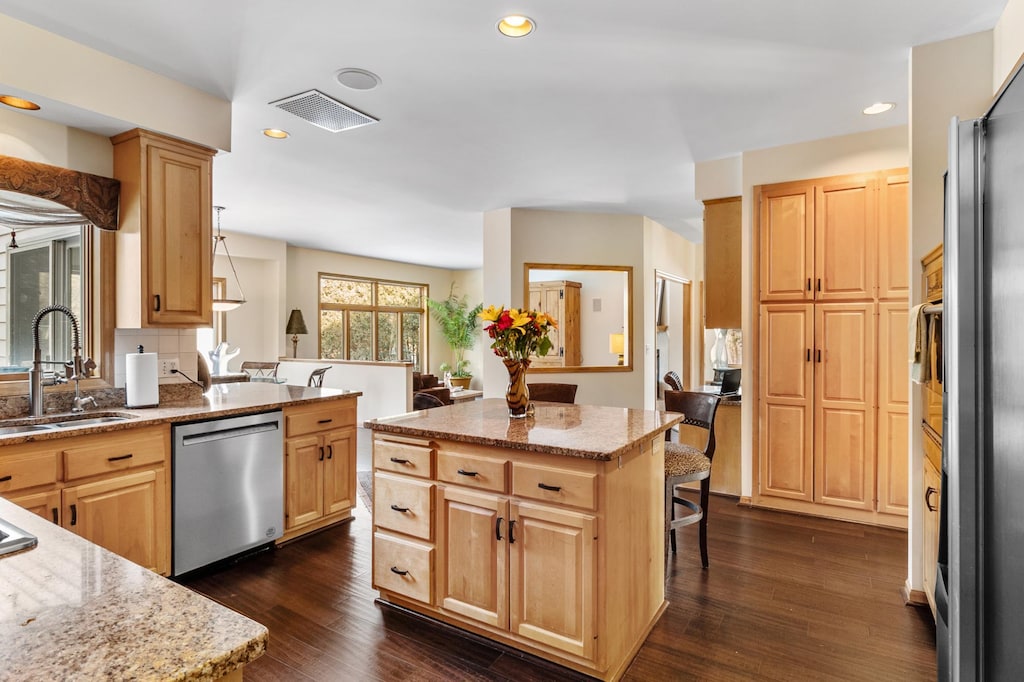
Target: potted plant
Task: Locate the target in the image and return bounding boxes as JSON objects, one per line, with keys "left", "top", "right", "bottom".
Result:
{"left": 427, "top": 285, "right": 483, "bottom": 389}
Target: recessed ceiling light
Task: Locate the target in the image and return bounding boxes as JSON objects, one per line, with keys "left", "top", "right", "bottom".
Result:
{"left": 0, "top": 95, "right": 40, "bottom": 111}
{"left": 497, "top": 15, "right": 536, "bottom": 38}
{"left": 862, "top": 102, "right": 895, "bottom": 115}
{"left": 336, "top": 68, "right": 381, "bottom": 91}
{"left": 262, "top": 128, "right": 289, "bottom": 139}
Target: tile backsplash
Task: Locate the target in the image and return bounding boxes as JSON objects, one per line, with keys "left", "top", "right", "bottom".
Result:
{"left": 114, "top": 328, "right": 199, "bottom": 388}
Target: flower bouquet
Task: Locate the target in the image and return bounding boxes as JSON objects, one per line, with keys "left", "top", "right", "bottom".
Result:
{"left": 479, "top": 305, "right": 558, "bottom": 417}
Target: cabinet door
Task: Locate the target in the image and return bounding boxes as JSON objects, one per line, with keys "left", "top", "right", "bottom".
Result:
{"left": 509, "top": 501, "right": 596, "bottom": 660}
{"left": 922, "top": 441, "right": 942, "bottom": 617}
{"left": 63, "top": 469, "right": 167, "bottom": 574}
{"left": 878, "top": 171, "right": 909, "bottom": 300}
{"left": 324, "top": 428, "right": 356, "bottom": 516}
{"left": 704, "top": 196, "right": 742, "bottom": 328}
{"left": 814, "top": 176, "right": 877, "bottom": 301}
{"left": 8, "top": 490, "right": 61, "bottom": 525}
{"left": 877, "top": 302, "right": 909, "bottom": 515}
{"left": 437, "top": 486, "right": 508, "bottom": 628}
{"left": 814, "top": 303, "right": 876, "bottom": 510}
{"left": 759, "top": 304, "right": 814, "bottom": 501}
{"left": 286, "top": 435, "right": 324, "bottom": 529}
{"left": 146, "top": 144, "right": 212, "bottom": 326}
{"left": 759, "top": 183, "right": 814, "bottom": 301}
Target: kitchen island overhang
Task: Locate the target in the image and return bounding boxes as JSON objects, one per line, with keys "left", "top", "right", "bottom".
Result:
{"left": 366, "top": 399, "right": 682, "bottom": 681}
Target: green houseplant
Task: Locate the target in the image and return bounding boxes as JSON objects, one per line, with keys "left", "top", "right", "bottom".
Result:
{"left": 427, "top": 285, "right": 483, "bottom": 389}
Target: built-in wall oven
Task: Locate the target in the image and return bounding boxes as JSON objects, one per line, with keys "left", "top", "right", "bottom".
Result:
{"left": 172, "top": 411, "right": 284, "bottom": 576}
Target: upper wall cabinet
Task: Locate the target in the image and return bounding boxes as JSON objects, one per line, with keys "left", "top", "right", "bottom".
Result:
{"left": 112, "top": 129, "right": 214, "bottom": 328}
{"left": 703, "top": 196, "right": 741, "bottom": 329}
{"left": 759, "top": 170, "right": 906, "bottom": 304}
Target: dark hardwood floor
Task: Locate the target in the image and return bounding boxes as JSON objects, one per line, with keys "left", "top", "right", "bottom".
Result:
{"left": 184, "top": 494, "right": 936, "bottom": 681}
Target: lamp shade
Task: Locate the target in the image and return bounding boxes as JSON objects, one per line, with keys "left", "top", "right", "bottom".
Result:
{"left": 609, "top": 333, "right": 624, "bottom": 355}
{"left": 286, "top": 309, "right": 308, "bottom": 335}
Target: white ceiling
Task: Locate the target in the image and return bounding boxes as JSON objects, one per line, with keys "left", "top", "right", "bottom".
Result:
{"left": 0, "top": 0, "right": 1008, "bottom": 268}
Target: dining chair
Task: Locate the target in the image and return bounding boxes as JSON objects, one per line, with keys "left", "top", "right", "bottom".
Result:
{"left": 413, "top": 392, "right": 447, "bottom": 410}
{"left": 663, "top": 390, "right": 721, "bottom": 567}
{"left": 663, "top": 371, "right": 683, "bottom": 391}
{"left": 527, "top": 383, "right": 578, "bottom": 404}
{"left": 307, "top": 366, "right": 331, "bottom": 387}
{"left": 240, "top": 361, "right": 279, "bottom": 379}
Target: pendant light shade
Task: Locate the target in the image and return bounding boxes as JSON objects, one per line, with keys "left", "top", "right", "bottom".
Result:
{"left": 212, "top": 206, "right": 246, "bottom": 311}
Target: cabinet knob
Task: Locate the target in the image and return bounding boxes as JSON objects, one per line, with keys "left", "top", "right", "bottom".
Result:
{"left": 925, "top": 486, "right": 939, "bottom": 512}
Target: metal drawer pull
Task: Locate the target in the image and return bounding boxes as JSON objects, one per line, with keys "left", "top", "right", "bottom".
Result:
{"left": 319, "top": 446, "right": 325, "bottom": 461}
{"left": 925, "top": 486, "right": 939, "bottom": 512}
{"left": 390, "top": 566, "right": 409, "bottom": 576}
{"left": 327, "top": 445, "right": 333, "bottom": 459}
{"left": 390, "top": 457, "right": 410, "bottom": 464}
{"left": 509, "top": 519, "right": 517, "bottom": 544}
{"left": 70, "top": 504, "right": 77, "bottom": 526}
{"left": 537, "top": 482, "right": 562, "bottom": 492}
{"left": 390, "top": 504, "right": 409, "bottom": 513}
{"left": 154, "top": 294, "right": 161, "bottom": 311}
{"left": 496, "top": 517, "right": 503, "bottom": 541}
{"left": 51, "top": 507, "right": 58, "bottom": 524}
{"left": 457, "top": 469, "right": 478, "bottom": 477}
{"left": 317, "top": 418, "right": 333, "bottom": 424}
{"left": 108, "top": 453, "right": 133, "bottom": 462}
{"left": 0, "top": 475, "right": 11, "bottom": 483}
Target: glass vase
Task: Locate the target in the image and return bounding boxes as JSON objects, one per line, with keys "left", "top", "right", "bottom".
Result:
{"left": 503, "top": 358, "right": 531, "bottom": 418}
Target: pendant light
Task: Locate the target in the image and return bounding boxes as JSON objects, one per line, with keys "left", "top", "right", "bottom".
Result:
{"left": 212, "top": 206, "right": 246, "bottom": 311}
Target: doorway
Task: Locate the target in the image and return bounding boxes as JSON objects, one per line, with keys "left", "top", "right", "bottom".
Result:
{"left": 654, "top": 271, "right": 692, "bottom": 405}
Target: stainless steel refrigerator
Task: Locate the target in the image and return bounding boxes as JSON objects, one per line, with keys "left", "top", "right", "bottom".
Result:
{"left": 944, "top": 59, "right": 1024, "bottom": 680}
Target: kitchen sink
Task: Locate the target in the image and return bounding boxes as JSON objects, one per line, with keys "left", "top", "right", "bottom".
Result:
{"left": 0, "top": 424, "right": 56, "bottom": 436}
{"left": 0, "top": 412, "right": 137, "bottom": 434}
{"left": 0, "top": 517, "right": 37, "bottom": 557}
{"left": 52, "top": 414, "right": 134, "bottom": 428}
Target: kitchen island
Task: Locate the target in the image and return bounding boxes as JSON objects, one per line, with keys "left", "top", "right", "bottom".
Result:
{"left": 0, "top": 497, "right": 267, "bottom": 680}
{"left": 366, "top": 399, "right": 681, "bottom": 681}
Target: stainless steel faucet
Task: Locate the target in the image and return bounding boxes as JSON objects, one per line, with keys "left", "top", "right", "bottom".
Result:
{"left": 28, "top": 304, "right": 93, "bottom": 416}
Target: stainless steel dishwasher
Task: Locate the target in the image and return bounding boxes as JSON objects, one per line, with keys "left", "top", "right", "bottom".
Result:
{"left": 172, "top": 410, "right": 284, "bottom": 576}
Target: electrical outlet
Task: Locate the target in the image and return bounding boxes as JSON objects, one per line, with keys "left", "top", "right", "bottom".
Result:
{"left": 159, "top": 358, "right": 179, "bottom": 377}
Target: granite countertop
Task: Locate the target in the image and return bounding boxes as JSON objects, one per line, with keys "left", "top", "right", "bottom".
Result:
{"left": 365, "top": 398, "right": 682, "bottom": 461}
{"left": 0, "top": 498, "right": 267, "bottom": 680}
{"left": 0, "top": 383, "right": 363, "bottom": 446}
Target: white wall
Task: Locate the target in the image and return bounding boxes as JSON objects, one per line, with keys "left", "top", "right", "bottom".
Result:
{"left": 450, "top": 269, "right": 485, "bottom": 390}
{"left": 481, "top": 209, "right": 513, "bottom": 398}
{"left": 0, "top": 107, "right": 112, "bottom": 175}
{"left": 277, "top": 359, "right": 411, "bottom": 423}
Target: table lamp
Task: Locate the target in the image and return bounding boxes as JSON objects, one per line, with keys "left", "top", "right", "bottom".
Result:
{"left": 609, "top": 333, "right": 625, "bottom": 366}
{"left": 286, "top": 309, "right": 308, "bottom": 358}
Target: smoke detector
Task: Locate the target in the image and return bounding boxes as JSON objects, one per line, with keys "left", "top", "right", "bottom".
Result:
{"left": 269, "top": 89, "right": 378, "bottom": 133}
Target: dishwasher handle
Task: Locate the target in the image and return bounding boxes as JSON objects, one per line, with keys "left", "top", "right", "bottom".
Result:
{"left": 180, "top": 421, "right": 279, "bottom": 447}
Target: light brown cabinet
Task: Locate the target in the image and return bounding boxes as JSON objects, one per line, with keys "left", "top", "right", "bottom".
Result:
{"left": 0, "top": 425, "right": 171, "bottom": 575}
{"left": 922, "top": 432, "right": 942, "bottom": 619}
{"left": 371, "top": 432, "right": 659, "bottom": 680}
{"left": 528, "top": 281, "right": 581, "bottom": 367}
{"left": 703, "top": 196, "right": 742, "bottom": 329}
{"left": 281, "top": 398, "right": 358, "bottom": 542}
{"left": 112, "top": 128, "right": 215, "bottom": 328}
{"left": 757, "top": 168, "right": 908, "bottom": 526}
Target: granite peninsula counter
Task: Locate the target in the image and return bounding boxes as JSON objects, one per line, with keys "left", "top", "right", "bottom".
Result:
{"left": 365, "top": 399, "right": 681, "bottom": 681}
{"left": 0, "top": 497, "right": 267, "bottom": 680}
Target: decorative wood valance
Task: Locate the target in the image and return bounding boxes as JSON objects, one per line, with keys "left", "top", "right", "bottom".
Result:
{"left": 0, "top": 154, "right": 120, "bottom": 230}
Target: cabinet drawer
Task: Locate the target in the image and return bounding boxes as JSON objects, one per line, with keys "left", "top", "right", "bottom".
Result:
{"left": 286, "top": 402, "right": 355, "bottom": 437}
{"left": 512, "top": 463, "right": 597, "bottom": 511}
{"left": 63, "top": 429, "right": 165, "bottom": 481}
{"left": 923, "top": 429, "right": 942, "bottom": 473}
{"left": 374, "top": 532, "right": 434, "bottom": 605}
{"left": 437, "top": 451, "right": 507, "bottom": 493}
{"left": 374, "top": 440, "right": 433, "bottom": 479}
{"left": 374, "top": 472, "right": 434, "bottom": 540}
{"left": 0, "top": 452, "right": 59, "bottom": 494}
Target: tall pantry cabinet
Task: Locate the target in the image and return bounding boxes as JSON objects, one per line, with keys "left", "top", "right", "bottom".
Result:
{"left": 757, "top": 169, "right": 908, "bottom": 526}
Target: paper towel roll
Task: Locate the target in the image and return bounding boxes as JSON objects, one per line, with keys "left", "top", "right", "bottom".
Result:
{"left": 126, "top": 351, "right": 159, "bottom": 408}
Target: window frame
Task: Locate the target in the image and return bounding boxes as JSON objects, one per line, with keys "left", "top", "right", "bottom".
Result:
{"left": 317, "top": 272, "right": 428, "bottom": 368}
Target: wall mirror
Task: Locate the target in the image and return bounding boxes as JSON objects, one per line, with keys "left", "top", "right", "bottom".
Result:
{"left": 523, "top": 263, "right": 632, "bottom": 373}
{"left": 0, "top": 156, "right": 118, "bottom": 393}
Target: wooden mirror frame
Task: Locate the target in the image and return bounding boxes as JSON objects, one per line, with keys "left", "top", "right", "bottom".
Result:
{"left": 523, "top": 263, "right": 633, "bottom": 373}
{"left": 0, "top": 155, "right": 118, "bottom": 396}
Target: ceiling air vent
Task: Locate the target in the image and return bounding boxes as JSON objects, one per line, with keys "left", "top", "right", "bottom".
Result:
{"left": 269, "top": 89, "right": 378, "bottom": 133}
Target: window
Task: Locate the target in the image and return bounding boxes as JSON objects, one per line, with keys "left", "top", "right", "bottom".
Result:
{"left": 2, "top": 226, "right": 85, "bottom": 370}
{"left": 319, "top": 274, "right": 426, "bottom": 370}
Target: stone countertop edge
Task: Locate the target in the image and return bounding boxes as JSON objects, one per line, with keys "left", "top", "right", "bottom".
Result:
{"left": 365, "top": 399, "right": 684, "bottom": 461}
{"left": 0, "top": 383, "right": 362, "bottom": 446}
{"left": 0, "top": 498, "right": 268, "bottom": 681}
